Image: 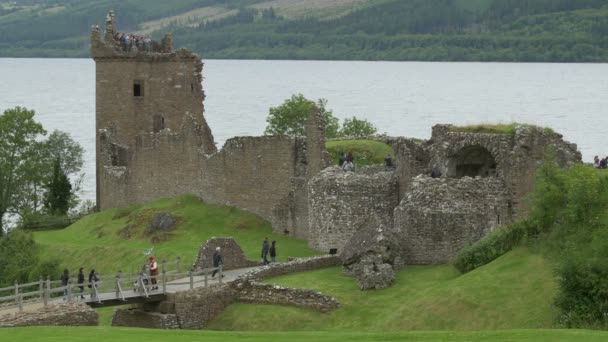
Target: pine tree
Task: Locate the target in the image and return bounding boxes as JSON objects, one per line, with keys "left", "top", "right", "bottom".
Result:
{"left": 44, "top": 158, "right": 72, "bottom": 215}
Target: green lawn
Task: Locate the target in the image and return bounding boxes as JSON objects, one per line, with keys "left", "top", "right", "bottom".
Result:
{"left": 208, "top": 248, "right": 558, "bottom": 331}
{"left": 1, "top": 327, "right": 608, "bottom": 342}
{"left": 326, "top": 140, "right": 394, "bottom": 166}
{"left": 34, "top": 195, "right": 317, "bottom": 277}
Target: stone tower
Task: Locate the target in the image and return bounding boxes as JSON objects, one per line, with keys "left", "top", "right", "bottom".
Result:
{"left": 91, "top": 12, "right": 216, "bottom": 208}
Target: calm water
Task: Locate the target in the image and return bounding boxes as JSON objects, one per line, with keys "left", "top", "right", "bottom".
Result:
{"left": 1, "top": 58, "right": 607, "bottom": 202}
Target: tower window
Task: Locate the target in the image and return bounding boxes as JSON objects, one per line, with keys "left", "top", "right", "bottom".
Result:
{"left": 133, "top": 81, "right": 143, "bottom": 97}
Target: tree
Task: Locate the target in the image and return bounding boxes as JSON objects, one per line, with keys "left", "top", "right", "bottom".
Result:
{"left": 264, "top": 94, "right": 339, "bottom": 138}
{"left": 0, "top": 107, "right": 84, "bottom": 234}
{"left": 339, "top": 116, "right": 378, "bottom": 137}
{"left": 0, "top": 107, "right": 46, "bottom": 235}
{"left": 44, "top": 158, "right": 72, "bottom": 215}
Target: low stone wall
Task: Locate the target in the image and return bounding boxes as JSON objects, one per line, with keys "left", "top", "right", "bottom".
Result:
{"left": 237, "top": 255, "right": 341, "bottom": 282}
{"left": 171, "top": 285, "right": 235, "bottom": 329}
{"left": 112, "top": 308, "right": 179, "bottom": 329}
{"left": 0, "top": 303, "right": 98, "bottom": 327}
{"left": 232, "top": 280, "right": 338, "bottom": 313}
{"left": 193, "top": 237, "right": 258, "bottom": 271}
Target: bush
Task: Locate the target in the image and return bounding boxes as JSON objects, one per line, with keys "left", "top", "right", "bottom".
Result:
{"left": 453, "top": 221, "right": 531, "bottom": 273}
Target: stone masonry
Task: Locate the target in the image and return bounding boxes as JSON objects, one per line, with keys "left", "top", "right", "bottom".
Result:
{"left": 93, "top": 12, "right": 582, "bottom": 267}
{"left": 0, "top": 303, "right": 98, "bottom": 327}
{"left": 193, "top": 237, "right": 258, "bottom": 271}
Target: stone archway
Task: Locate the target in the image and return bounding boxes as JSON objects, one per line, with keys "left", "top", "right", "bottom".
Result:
{"left": 447, "top": 145, "right": 497, "bottom": 178}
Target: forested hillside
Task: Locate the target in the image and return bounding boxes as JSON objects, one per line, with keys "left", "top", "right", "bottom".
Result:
{"left": 1, "top": 0, "right": 607, "bottom": 61}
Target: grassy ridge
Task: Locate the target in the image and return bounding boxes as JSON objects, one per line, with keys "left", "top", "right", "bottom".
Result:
{"left": 34, "top": 195, "right": 317, "bottom": 276}
{"left": 208, "top": 248, "right": 558, "bottom": 331}
{"left": 2, "top": 327, "right": 608, "bottom": 342}
{"left": 326, "top": 140, "right": 394, "bottom": 166}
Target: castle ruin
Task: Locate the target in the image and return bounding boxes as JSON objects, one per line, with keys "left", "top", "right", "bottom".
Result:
{"left": 91, "top": 13, "right": 581, "bottom": 266}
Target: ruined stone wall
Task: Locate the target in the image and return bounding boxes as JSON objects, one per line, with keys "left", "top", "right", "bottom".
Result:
{"left": 112, "top": 309, "right": 179, "bottom": 329}
{"left": 308, "top": 168, "right": 399, "bottom": 253}
{"left": 0, "top": 304, "right": 98, "bottom": 327}
{"left": 200, "top": 136, "right": 298, "bottom": 221}
{"left": 232, "top": 280, "right": 338, "bottom": 313}
{"left": 193, "top": 237, "right": 258, "bottom": 271}
{"left": 237, "top": 255, "right": 341, "bottom": 282}
{"left": 171, "top": 285, "right": 235, "bottom": 330}
{"left": 394, "top": 175, "right": 512, "bottom": 264}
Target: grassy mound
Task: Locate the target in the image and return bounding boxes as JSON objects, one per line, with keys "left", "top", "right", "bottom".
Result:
{"left": 2, "top": 327, "right": 608, "bottom": 342}
{"left": 448, "top": 123, "right": 554, "bottom": 135}
{"left": 34, "top": 195, "right": 317, "bottom": 276}
{"left": 325, "top": 140, "right": 394, "bottom": 166}
{"left": 208, "top": 248, "right": 557, "bottom": 332}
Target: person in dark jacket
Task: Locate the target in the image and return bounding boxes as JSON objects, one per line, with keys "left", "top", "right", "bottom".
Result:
{"left": 211, "top": 247, "right": 223, "bottom": 277}
{"left": 385, "top": 154, "right": 393, "bottom": 171}
{"left": 261, "top": 237, "right": 270, "bottom": 265}
{"left": 61, "top": 269, "right": 69, "bottom": 299}
{"left": 431, "top": 165, "right": 442, "bottom": 178}
{"left": 88, "top": 269, "right": 99, "bottom": 299}
{"left": 338, "top": 152, "right": 346, "bottom": 166}
{"left": 269, "top": 240, "right": 277, "bottom": 263}
{"left": 77, "top": 267, "right": 85, "bottom": 300}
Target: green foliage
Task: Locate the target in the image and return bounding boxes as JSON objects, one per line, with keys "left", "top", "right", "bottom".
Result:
{"left": 210, "top": 249, "right": 557, "bottom": 331}
{"left": 19, "top": 212, "right": 74, "bottom": 231}
{"left": 0, "top": 107, "right": 46, "bottom": 234}
{"left": 33, "top": 195, "right": 317, "bottom": 275}
{"left": 453, "top": 221, "right": 531, "bottom": 273}
{"left": 4, "top": 327, "right": 608, "bottom": 342}
{"left": 0, "top": 108, "right": 84, "bottom": 232}
{"left": 2, "top": 1, "right": 608, "bottom": 61}
{"left": 448, "top": 123, "right": 554, "bottom": 135}
{"left": 264, "top": 94, "right": 339, "bottom": 138}
{"left": 0, "top": 230, "right": 58, "bottom": 286}
{"left": 44, "top": 158, "right": 72, "bottom": 215}
{"left": 325, "top": 140, "right": 394, "bottom": 167}
{"left": 339, "top": 116, "right": 377, "bottom": 138}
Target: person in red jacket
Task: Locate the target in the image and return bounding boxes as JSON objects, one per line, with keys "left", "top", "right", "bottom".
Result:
{"left": 149, "top": 256, "right": 158, "bottom": 290}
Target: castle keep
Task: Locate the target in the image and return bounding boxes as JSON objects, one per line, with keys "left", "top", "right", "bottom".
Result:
{"left": 92, "top": 13, "right": 581, "bottom": 265}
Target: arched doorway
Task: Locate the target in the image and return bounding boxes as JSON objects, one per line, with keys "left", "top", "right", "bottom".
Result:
{"left": 447, "top": 145, "right": 497, "bottom": 178}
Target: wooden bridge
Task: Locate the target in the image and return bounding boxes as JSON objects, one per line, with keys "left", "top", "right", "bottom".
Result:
{"left": 0, "top": 258, "right": 259, "bottom": 315}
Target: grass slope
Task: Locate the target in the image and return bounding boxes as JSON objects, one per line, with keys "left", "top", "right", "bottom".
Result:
{"left": 34, "top": 195, "right": 317, "bottom": 276}
{"left": 326, "top": 140, "right": 394, "bottom": 166}
{"left": 2, "top": 327, "right": 608, "bottom": 342}
{"left": 209, "top": 248, "right": 558, "bottom": 331}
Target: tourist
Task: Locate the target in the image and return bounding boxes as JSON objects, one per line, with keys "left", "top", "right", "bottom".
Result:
{"left": 261, "top": 237, "right": 270, "bottom": 265}
{"left": 342, "top": 160, "right": 355, "bottom": 172}
{"left": 88, "top": 269, "right": 99, "bottom": 299}
{"left": 338, "top": 152, "right": 346, "bottom": 167}
{"left": 269, "top": 240, "right": 277, "bottom": 263}
{"left": 346, "top": 151, "right": 354, "bottom": 163}
{"left": 601, "top": 157, "right": 607, "bottom": 169}
{"left": 211, "top": 247, "right": 223, "bottom": 277}
{"left": 385, "top": 154, "right": 393, "bottom": 171}
{"left": 594, "top": 155, "right": 600, "bottom": 168}
{"left": 149, "top": 256, "right": 158, "bottom": 290}
{"left": 431, "top": 165, "right": 442, "bottom": 178}
{"left": 60, "top": 269, "right": 69, "bottom": 299}
{"left": 77, "top": 267, "right": 85, "bottom": 300}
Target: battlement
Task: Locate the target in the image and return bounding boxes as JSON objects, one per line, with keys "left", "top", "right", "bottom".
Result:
{"left": 90, "top": 10, "right": 180, "bottom": 59}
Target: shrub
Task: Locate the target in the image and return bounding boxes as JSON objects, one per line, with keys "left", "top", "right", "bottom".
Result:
{"left": 453, "top": 221, "right": 530, "bottom": 273}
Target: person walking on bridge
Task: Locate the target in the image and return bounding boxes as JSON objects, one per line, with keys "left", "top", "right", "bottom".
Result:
{"left": 149, "top": 256, "right": 158, "bottom": 290}
{"left": 211, "top": 247, "right": 223, "bottom": 277}
{"left": 77, "top": 268, "right": 85, "bottom": 300}
{"left": 261, "top": 237, "right": 270, "bottom": 265}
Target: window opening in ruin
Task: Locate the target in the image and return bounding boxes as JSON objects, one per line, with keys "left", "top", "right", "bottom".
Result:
{"left": 133, "top": 81, "right": 143, "bottom": 97}
{"left": 191, "top": 83, "right": 194, "bottom": 92}
{"left": 329, "top": 248, "right": 338, "bottom": 255}
{"left": 447, "top": 145, "right": 497, "bottom": 178}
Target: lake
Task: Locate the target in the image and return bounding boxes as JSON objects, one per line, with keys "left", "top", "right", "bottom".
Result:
{"left": 1, "top": 58, "right": 607, "bottom": 203}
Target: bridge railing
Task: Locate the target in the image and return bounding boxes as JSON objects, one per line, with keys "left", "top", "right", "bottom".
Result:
{"left": 0, "top": 256, "right": 217, "bottom": 311}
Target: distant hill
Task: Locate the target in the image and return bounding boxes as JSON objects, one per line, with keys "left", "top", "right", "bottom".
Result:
{"left": 1, "top": 0, "right": 607, "bottom": 61}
